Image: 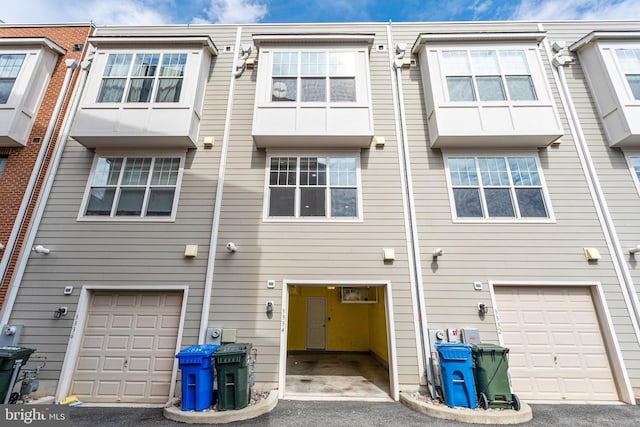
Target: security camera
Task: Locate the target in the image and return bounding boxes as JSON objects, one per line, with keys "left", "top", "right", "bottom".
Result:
{"left": 433, "top": 248, "right": 444, "bottom": 257}
{"left": 33, "top": 245, "right": 50, "bottom": 254}
{"left": 226, "top": 242, "right": 237, "bottom": 252}
{"left": 477, "top": 303, "right": 488, "bottom": 314}
{"left": 629, "top": 245, "right": 640, "bottom": 255}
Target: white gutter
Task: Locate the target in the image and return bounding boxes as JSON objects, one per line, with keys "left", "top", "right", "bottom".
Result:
{"left": 198, "top": 26, "right": 242, "bottom": 343}
{"left": 386, "top": 24, "right": 432, "bottom": 390}
{"left": 0, "top": 58, "right": 78, "bottom": 289}
{"left": 545, "top": 34, "right": 640, "bottom": 341}
{"left": 0, "top": 58, "right": 91, "bottom": 327}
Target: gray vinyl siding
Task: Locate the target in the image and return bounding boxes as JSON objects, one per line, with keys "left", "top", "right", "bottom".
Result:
{"left": 7, "top": 25, "right": 233, "bottom": 383}
{"left": 205, "top": 23, "right": 420, "bottom": 386}
{"left": 396, "top": 21, "right": 640, "bottom": 387}
{"left": 541, "top": 21, "right": 640, "bottom": 385}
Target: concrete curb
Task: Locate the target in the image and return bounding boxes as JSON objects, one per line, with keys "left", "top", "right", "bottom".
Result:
{"left": 163, "top": 390, "right": 278, "bottom": 424}
{"left": 399, "top": 392, "right": 533, "bottom": 425}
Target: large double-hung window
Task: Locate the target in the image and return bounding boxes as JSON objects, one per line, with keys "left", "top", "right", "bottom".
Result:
{"left": 0, "top": 54, "right": 25, "bottom": 104}
{"left": 97, "top": 53, "right": 187, "bottom": 103}
{"left": 442, "top": 49, "right": 537, "bottom": 102}
{"left": 271, "top": 51, "right": 357, "bottom": 103}
{"left": 81, "top": 155, "right": 183, "bottom": 219}
{"left": 616, "top": 49, "right": 640, "bottom": 100}
{"left": 267, "top": 155, "right": 360, "bottom": 219}
{"left": 447, "top": 155, "right": 550, "bottom": 220}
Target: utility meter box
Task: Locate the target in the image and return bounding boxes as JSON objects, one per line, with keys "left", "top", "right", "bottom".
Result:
{"left": 460, "top": 329, "right": 481, "bottom": 346}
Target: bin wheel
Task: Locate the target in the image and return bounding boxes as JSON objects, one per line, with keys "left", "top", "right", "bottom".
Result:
{"left": 512, "top": 393, "right": 521, "bottom": 411}
{"left": 9, "top": 392, "right": 19, "bottom": 404}
{"left": 479, "top": 392, "right": 489, "bottom": 410}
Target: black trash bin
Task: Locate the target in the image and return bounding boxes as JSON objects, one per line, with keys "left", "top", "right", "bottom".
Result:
{"left": 0, "top": 347, "right": 35, "bottom": 403}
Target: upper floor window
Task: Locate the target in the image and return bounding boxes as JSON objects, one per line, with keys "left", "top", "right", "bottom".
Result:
{"left": 81, "top": 155, "right": 183, "bottom": 219}
{"left": 0, "top": 54, "right": 25, "bottom": 104}
{"left": 0, "top": 155, "right": 7, "bottom": 177}
{"left": 271, "top": 51, "right": 357, "bottom": 103}
{"left": 446, "top": 155, "right": 550, "bottom": 220}
{"left": 615, "top": 49, "right": 640, "bottom": 100}
{"left": 267, "top": 155, "right": 360, "bottom": 219}
{"left": 97, "top": 53, "right": 187, "bottom": 103}
{"left": 442, "top": 49, "right": 537, "bottom": 102}
{"left": 629, "top": 156, "right": 640, "bottom": 184}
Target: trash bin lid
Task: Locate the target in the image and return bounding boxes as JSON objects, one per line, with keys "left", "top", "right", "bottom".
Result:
{"left": 471, "top": 343, "right": 509, "bottom": 354}
{"left": 214, "top": 343, "right": 252, "bottom": 356}
{"left": 436, "top": 343, "right": 471, "bottom": 360}
{"left": 176, "top": 344, "right": 220, "bottom": 358}
{"left": 0, "top": 346, "right": 36, "bottom": 359}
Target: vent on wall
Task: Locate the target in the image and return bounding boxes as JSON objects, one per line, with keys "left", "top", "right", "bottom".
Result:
{"left": 376, "top": 44, "right": 386, "bottom": 51}
{"left": 72, "top": 44, "right": 84, "bottom": 52}
{"left": 32, "top": 137, "right": 41, "bottom": 144}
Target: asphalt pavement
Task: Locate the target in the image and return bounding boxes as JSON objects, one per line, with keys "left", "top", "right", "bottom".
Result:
{"left": 67, "top": 400, "right": 640, "bottom": 427}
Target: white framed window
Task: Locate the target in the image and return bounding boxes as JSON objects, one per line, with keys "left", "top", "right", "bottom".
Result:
{"left": 0, "top": 155, "right": 7, "bottom": 177}
{"left": 445, "top": 154, "right": 552, "bottom": 220}
{"left": 271, "top": 50, "right": 357, "bottom": 103}
{"left": 442, "top": 49, "right": 537, "bottom": 102}
{"left": 97, "top": 52, "right": 187, "bottom": 103}
{"left": 0, "top": 54, "right": 26, "bottom": 104}
{"left": 79, "top": 154, "right": 184, "bottom": 220}
{"left": 627, "top": 155, "right": 640, "bottom": 193}
{"left": 265, "top": 154, "right": 361, "bottom": 220}
{"left": 615, "top": 48, "right": 640, "bottom": 100}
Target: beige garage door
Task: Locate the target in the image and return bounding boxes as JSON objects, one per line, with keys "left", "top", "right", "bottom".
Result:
{"left": 495, "top": 286, "right": 618, "bottom": 401}
{"left": 70, "top": 291, "right": 182, "bottom": 403}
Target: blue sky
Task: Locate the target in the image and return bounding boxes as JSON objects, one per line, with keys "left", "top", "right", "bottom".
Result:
{"left": 2, "top": 0, "right": 640, "bottom": 25}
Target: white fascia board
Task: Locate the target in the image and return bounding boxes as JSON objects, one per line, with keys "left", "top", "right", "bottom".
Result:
{"left": 253, "top": 33, "right": 375, "bottom": 50}
{"left": 570, "top": 31, "right": 640, "bottom": 52}
{"left": 88, "top": 35, "right": 218, "bottom": 55}
{"left": 411, "top": 31, "right": 547, "bottom": 54}
{"left": 0, "top": 37, "right": 66, "bottom": 55}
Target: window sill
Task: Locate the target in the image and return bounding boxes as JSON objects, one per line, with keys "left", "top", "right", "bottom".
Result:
{"left": 262, "top": 217, "right": 363, "bottom": 223}
{"left": 76, "top": 216, "right": 177, "bottom": 223}
{"left": 451, "top": 217, "right": 556, "bottom": 224}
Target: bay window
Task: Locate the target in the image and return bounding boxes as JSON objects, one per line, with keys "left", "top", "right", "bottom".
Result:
{"left": 0, "top": 54, "right": 25, "bottom": 104}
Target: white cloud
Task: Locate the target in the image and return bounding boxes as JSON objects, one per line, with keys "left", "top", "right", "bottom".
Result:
{"left": 195, "top": 0, "right": 268, "bottom": 24}
{"left": 0, "top": 0, "right": 171, "bottom": 25}
{"left": 512, "top": 0, "right": 640, "bottom": 21}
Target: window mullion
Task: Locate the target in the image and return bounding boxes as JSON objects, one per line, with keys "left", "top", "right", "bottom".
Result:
{"left": 295, "top": 157, "right": 301, "bottom": 217}
{"left": 506, "top": 158, "right": 522, "bottom": 218}
{"left": 475, "top": 158, "right": 489, "bottom": 218}
{"left": 141, "top": 157, "right": 154, "bottom": 217}
{"left": 111, "top": 160, "right": 126, "bottom": 217}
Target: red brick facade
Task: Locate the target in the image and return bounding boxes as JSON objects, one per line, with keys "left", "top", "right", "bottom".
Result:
{"left": 0, "top": 25, "right": 94, "bottom": 307}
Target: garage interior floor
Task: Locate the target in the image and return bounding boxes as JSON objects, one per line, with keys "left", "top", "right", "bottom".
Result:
{"left": 284, "top": 351, "right": 392, "bottom": 401}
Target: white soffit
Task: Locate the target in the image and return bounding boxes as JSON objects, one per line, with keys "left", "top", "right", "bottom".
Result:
{"left": 570, "top": 31, "right": 640, "bottom": 52}
{"left": 411, "top": 31, "right": 547, "bottom": 54}
{"left": 0, "top": 37, "right": 66, "bottom": 55}
{"left": 253, "top": 33, "right": 375, "bottom": 50}
{"left": 88, "top": 35, "right": 218, "bottom": 55}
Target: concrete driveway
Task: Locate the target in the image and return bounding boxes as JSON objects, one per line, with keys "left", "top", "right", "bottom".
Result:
{"left": 68, "top": 400, "right": 640, "bottom": 426}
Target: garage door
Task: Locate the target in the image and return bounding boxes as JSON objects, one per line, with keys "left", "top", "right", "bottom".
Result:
{"left": 495, "top": 286, "right": 618, "bottom": 401}
{"left": 70, "top": 291, "right": 182, "bottom": 403}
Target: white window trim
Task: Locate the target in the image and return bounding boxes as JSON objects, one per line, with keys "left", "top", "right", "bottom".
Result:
{"left": 433, "top": 42, "right": 551, "bottom": 107}
{"left": 258, "top": 47, "right": 370, "bottom": 109}
{"left": 262, "top": 150, "right": 364, "bottom": 222}
{"left": 443, "top": 150, "right": 556, "bottom": 223}
{"left": 77, "top": 151, "right": 185, "bottom": 222}
{"left": 83, "top": 47, "right": 201, "bottom": 110}
{"left": 625, "top": 151, "right": 640, "bottom": 195}
{"left": 610, "top": 44, "right": 640, "bottom": 104}
{"left": 0, "top": 52, "right": 26, "bottom": 105}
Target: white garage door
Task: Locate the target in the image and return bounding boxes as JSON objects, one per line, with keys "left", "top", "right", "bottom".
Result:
{"left": 495, "top": 286, "right": 618, "bottom": 401}
{"left": 70, "top": 291, "right": 182, "bottom": 403}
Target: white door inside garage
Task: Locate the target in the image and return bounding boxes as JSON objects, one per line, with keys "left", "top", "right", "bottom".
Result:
{"left": 70, "top": 291, "right": 182, "bottom": 403}
{"left": 494, "top": 286, "right": 618, "bottom": 401}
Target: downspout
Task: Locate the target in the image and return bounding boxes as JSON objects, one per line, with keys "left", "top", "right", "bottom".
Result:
{"left": 0, "top": 58, "right": 78, "bottom": 288}
{"left": 198, "top": 26, "right": 242, "bottom": 343}
{"left": 0, "top": 57, "right": 92, "bottom": 327}
{"left": 547, "top": 36, "right": 640, "bottom": 340}
{"left": 386, "top": 24, "right": 432, "bottom": 392}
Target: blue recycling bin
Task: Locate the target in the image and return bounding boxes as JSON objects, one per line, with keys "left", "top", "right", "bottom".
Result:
{"left": 176, "top": 344, "right": 220, "bottom": 411}
{"left": 437, "top": 343, "right": 477, "bottom": 408}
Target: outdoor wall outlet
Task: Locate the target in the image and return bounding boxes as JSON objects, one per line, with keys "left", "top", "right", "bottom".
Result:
{"left": 267, "top": 280, "right": 275, "bottom": 289}
{"left": 63, "top": 286, "right": 73, "bottom": 295}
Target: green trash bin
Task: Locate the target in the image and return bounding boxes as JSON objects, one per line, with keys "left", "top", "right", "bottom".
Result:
{"left": 213, "top": 343, "right": 252, "bottom": 411}
{"left": 471, "top": 343, "right": 520, "bottom": 410}
{"left": 0, "top": 347, "right": 35, "bottom": 404}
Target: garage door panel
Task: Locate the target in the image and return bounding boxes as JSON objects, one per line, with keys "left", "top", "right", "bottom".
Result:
{"left": 161, "top": 314, "right": 180, "bottom": 329}
{"left": 111, "top": 315, "right": 134, "bottom": 328}
{"left": 495, "top": 286, "right": 618, "bottom": 401}
{"left": 72, "top": 291, "right": 182, "bottom": 403}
